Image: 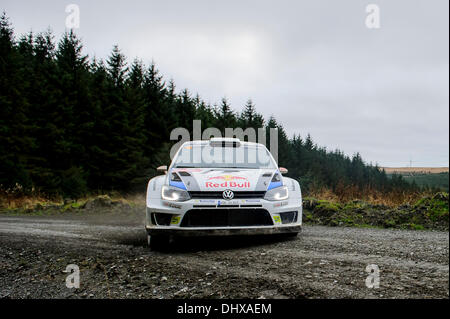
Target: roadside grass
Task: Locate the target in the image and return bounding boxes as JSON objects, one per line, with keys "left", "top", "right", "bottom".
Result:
{"left": 0, "top": 192, "right": 145, "bottom": 215}
{"left": 303, "top": 192, "right": 449, "bottom": 231}
{"left": 1, "top": 189, "right": 448, "bottom": 231}
{"left": 305, "top": 186, "right": 431, "bottom": 207}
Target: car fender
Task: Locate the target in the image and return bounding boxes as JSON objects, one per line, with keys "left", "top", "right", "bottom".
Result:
{"left": 146, "top": 175, "right": 166, "bottom": 205}
{"left": 282, "top": 176, "right": 302, "bottom": 204}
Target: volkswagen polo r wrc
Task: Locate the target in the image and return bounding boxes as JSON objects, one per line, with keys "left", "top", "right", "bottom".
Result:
{"left": 145, "top": 138, "right": 302, "bottom": 249}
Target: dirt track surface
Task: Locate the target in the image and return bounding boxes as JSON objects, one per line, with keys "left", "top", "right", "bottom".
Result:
{"left": 0, "top": 213, "right": 448, "bottom": 299}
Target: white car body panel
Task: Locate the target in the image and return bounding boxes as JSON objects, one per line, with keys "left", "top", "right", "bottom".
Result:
{"left": 145, "top": 140, "right": 302, "bottom": 237}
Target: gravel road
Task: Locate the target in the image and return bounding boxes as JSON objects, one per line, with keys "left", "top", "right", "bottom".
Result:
{"left": 0, "top": 212, "right": 448, "bottom": 299}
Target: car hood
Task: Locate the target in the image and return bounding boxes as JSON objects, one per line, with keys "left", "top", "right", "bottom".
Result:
{"left": 170, "top": 168, "right": 279, "bottom": 192}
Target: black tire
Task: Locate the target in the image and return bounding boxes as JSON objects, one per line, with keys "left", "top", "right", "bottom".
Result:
{"left": 282, "top": 232, "right": 299, "bottom": 238}
{"left": 148, "top": 234, "right": 170, "bottom": 251}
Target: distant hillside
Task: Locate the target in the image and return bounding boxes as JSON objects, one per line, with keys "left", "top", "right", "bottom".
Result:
{"left": 382, "top": 167, "right": 449, "bottom": 174}
{"left": 382, "top": 167, "right": 449, "bottom": 191}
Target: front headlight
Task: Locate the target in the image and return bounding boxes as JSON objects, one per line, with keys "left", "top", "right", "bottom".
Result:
{"left": 264, "top": 185, "right": 289, "bottom": 201}
{"left": 161, "top": 185, "right": 190, "bottom": 202}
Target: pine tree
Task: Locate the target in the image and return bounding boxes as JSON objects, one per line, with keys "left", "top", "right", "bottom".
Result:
{"left": 304, "top": 134, "right": 314, "bottom": 151}
{"left": 103, "top": 45, "right": 147, "bottom": 189}
{"left": 143, "top": 63, "right": 176, "bottom": 168}
{"left": 175, "top": 88, "right": 196, "bottom": 132}
{"left": 125, "top": 59, "right": 149, "bottom": 188}
{"left": 216, "top": 97, "right": 236, "bottom": 135}
{"left": 265, "top": 116, "right": 290, "bottom": 167}
{"left": 239, "top": 99, "right": 264, "bottom": 129}
{"left": 194, "top": 95, "right": 215, "bottom": 130}
{"left": 107, "top": 45, "right": 128, "bottom": 87}
{"left": 86, "top": 58, "right": 110, "bottom": 190}
{"left": 0, "top": 13, "right": 32, "bottom": 190}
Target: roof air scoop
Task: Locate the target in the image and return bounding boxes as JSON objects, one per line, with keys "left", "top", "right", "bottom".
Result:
{"left": 209, "top": 137, "right": 241, "bottom": 148}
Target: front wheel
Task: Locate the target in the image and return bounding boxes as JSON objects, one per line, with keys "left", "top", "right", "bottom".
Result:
{"left": 147, "top": 234, "right": 170, "bottom": 251}
{"left": 281, "top": 232, "right": 299, "bottom": 238}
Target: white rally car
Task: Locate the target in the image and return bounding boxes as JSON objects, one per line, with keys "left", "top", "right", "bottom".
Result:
{"left": 145, "top": 138, "right": 302, "bottom": 249}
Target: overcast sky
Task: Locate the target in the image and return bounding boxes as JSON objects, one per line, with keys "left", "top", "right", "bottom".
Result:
{"left": 3, "top": 0, "right": 449, "bottom": 167}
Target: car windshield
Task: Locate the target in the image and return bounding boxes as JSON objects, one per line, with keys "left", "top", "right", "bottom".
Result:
{"left": 173, "top": 144, "right": 277, "bottom": 169}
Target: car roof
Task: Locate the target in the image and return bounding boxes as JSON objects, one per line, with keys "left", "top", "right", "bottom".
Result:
{"left": 182, "top": 139, "right": 266, "bottom": 148}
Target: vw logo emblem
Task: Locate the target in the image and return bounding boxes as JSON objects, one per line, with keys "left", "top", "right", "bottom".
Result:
{"left": 222, "top": 189, "right": 234, "bottom": 200}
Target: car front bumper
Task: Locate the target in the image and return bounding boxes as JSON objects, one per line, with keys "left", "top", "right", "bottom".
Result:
{"left": 146, "top": 224, "right": 302, "bottom": 237}
{"left": 145, "top": 196, "right": 302, "bottom": 237}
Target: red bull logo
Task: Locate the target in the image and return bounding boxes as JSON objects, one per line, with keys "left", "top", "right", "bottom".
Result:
{"left": 208, "top": 175, "right": 247, "bottom": 181}
{"left": 206, "top": 175, "right": 250, "bottom": 188}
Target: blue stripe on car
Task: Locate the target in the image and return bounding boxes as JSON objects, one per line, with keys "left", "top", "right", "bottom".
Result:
{"left": 169, "top": 180, "right": 187, "bottom": 190}
{"left": 168, "top": 169, "right": 187, "bottom": 190}
{"left": 267, "top": 181, "right": 282, "bottom": 190}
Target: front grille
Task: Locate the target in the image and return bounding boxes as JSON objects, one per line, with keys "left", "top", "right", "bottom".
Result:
{"left": 189, "top": 191, "right": 266, "bottom": 199}
{"left": 180, "top": 208, "right": 273, "bottom": 227}
{"left": 151, "top": 213, "right": 173, "bottom": 226}
{"left": 280, "top": 211, "right": 298, "bottom": 224}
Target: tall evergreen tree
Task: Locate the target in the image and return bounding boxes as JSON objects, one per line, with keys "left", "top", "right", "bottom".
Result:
{"left": 0, "top": 13, "right": 32, "bottom": 190}
{"left": 216, "top": 97, "right": 236, "bottom": 135}
{"left": 239, "top": 99, "right": 264, "bottom": 130}
{"left": 142, "top": 62, "right": 172, "bottom": 167}
{"left": 194, "top": 95, "right": 216, "bottom": 130}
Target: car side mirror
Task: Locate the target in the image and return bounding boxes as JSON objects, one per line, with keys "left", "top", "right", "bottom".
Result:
{"left": 157, "top": 165, "right": 168, "bottom": 174}
{"left": 279, "top": 167, "right": 288, "bottom": 175}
